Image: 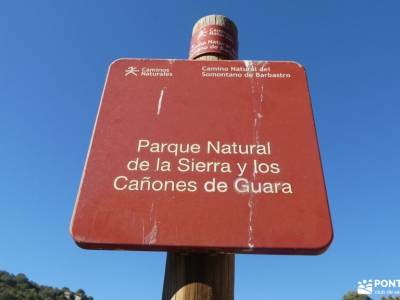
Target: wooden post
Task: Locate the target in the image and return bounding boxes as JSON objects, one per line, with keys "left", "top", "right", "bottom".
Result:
{"left": 162, "top": 15, "right": 238, "bottom": 300}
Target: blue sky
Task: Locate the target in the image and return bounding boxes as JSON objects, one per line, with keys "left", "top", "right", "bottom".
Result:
{"left": 0, "top": 1, "right": 399, "bottom": 299}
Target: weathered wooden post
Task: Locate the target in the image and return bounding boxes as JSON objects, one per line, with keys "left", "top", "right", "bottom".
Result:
{"left": 162, "top": 15, "right": 238, "bottom": 300}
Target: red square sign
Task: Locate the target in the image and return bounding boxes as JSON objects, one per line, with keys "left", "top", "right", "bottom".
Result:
{"left": 70, "top": 59, "right": 333, "bottom": 254}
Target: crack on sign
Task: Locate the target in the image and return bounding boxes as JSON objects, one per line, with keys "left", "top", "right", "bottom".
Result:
{"left": 141, "top": 219, "right": 145, "bottom": 243}
{"left": 244, "top": 60, "right": 262, "bottom": 145}
{"left": 243, "top": 60, "right": 267, "bottom": 250}
{"left": 144, "top": 222, "right": 159, "bottom": 245}
{"left": 247, "top": 194, "right": 255, "bottom": 249}
{"left": 157, "top": 88, "right": 165, "bottom": 115}
{"left": 143, "top": 201, "right": 159, "bottom": 245}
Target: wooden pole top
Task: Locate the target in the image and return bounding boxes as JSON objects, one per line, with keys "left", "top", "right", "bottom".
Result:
{"left": 192, "top": 15, "right": 238, "bottom": 36}
{"left": 189, "top": 15, "right": 238, "bottom": 60}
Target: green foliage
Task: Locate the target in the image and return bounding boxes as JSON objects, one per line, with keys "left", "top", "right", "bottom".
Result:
{"left": 343, "top": 291, "right": 400, "bottom": 300}
{"left": 0, "top": 271, "right": 93, "bottom": 300}
{"left": 343, "top": 291, "right": 373, "bottom": 300}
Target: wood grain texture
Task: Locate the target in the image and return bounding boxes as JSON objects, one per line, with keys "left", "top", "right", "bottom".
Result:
{"left": 192, "top": 15, "right": 237, "bottom": 37}
{"left": 192, "top": 15, "right": 238, "bottom": 61}
{"left": 162, "top": 253, "right": 234, "bottom": 300}
{"left": 162, "top": 15, "right": 237, "bottom": 300}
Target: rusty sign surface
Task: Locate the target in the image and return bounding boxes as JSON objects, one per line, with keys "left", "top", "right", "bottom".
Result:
{"left": 70, "top": 59, "right": 333, "bottom": 254}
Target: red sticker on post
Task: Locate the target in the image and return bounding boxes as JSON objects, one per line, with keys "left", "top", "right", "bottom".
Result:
{"left": 70, "top": 59, "right": 333, "bottom": 254}
{"left": 189, "top": 25, "right": 238, "bottom": 59}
